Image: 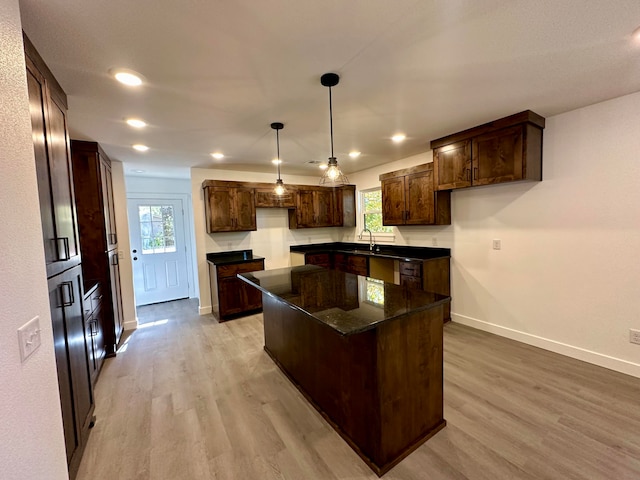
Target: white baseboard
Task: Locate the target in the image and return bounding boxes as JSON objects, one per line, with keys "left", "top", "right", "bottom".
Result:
{"left": 452, "top": 313, "right": 640, "bottom": 379}
{"left": 199, "top": 305, "right": 212, "bottom": 315}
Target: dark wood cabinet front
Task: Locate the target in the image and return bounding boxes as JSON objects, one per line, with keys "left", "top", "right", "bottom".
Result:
{"left": 380, "top": 163, "right": 451, "bottom": 226}
{"left": 71, "top": 140, "right": 124, "bottom": 356}
{"left": 83, "top": 284, "right": 105, "bottom": 386}
{"left": 48, "top": 265, "right": 94, "bottom": 478}
{"left": 204, "top": 185, "right": 257, "bottom": 232}
{"left": 26, "top": 49, "right": 81, "bottom": 278}
{"left": 209, "top": 258, "right": 265, "bottom": 321}
{"left": 294, "top": 187, "right": 335, "bottom": 228}
{"left": 431, "top": 110, "right": 544, "bottom": 191}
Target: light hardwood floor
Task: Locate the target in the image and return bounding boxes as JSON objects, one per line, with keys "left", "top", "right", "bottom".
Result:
{"left": 76, "top": 299, "right": 640, "bottom": 479}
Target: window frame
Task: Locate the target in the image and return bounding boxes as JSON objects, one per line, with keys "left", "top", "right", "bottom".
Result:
{"left": 358, "top": 187, "right": 395, "bottom": 243}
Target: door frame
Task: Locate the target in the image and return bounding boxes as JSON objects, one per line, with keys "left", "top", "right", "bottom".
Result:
{"left": 126, "top": 192, "right": 196, "bottom": 302}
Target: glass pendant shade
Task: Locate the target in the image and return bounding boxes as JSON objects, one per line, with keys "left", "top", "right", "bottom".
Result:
{"left": 274, "top": 178, "right": 286, "bottom": 196}
{"left": 319, "top": 73, "right": 349, "bottom": 186}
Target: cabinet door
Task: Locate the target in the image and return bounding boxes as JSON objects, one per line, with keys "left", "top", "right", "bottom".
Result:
{"left": 381, "top": 177, "right": 406, "bottom": 225}
{"left": 108, "top": 250, "right": 124, "bottom": 352}
{"left": 472, "top": 125, "right": 524, "bottom": 186}
{"left": 296, "top": 190, "right": 316, "bottom": 227}
{"left": 207, "top": 187, "right": 235, "bottom": 232}
{"left": 101, "top": 159, "right": 118, "bottom": 249}
{"left": 49, "top": 266, "right": 93, "bottom": 465}
{"left": 405, "top": 170, "right": 435, "bottom": 225}
{"left": 314, "top": 189, "right": 334, "bottom": 226}
{"left": 26, "top": 57, "right": 80, "bottom": 276}
{"left": 433, "top": 140, "right": 471, "bottom": 190}
{"left": 219, "top": 277, "right": 248, "bottom": 317}
{"left": 234, "top": 187, "right": 257, "bottom": 231}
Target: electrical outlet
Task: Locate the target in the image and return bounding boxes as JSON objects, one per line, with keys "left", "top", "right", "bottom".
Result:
{"left": 432, "top": 237, "right": 438, "bottom": 246}
{"left": 492, "top": 239, "right": 502, "bottom": 250}
{"left": 630, "top": 329, "right": 640, "bottom": 345}
{"left": 18, "top": 316, "right": 41, "bottom": 362}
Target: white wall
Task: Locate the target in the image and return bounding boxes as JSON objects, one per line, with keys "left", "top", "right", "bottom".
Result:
{"left": 0, "top": 2, "right": 69, "bottom": 477}
{"left": 191, "top": 168, "right": 354, "bottom": 313}
{"left": 350, "top": 94, "right": 640, "bottom": 378}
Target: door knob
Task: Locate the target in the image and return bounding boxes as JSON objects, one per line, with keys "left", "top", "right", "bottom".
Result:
{"left": 132, "top": 249, "right": 137, "bottom": 253}
{"left": 133, "top": 256, "right": 138, "bottom": 261}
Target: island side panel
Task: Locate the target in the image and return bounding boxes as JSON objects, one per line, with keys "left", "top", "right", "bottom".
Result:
{"left": 261, "top": 293, "right": 381, "bottom": 466}
{"left": 376, "top": 303, "right": 446, "bottom": 469}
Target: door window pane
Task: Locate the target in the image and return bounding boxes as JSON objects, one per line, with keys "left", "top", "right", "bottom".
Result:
{"left": 139, "top": 205, "right": 177, "bottom": 254}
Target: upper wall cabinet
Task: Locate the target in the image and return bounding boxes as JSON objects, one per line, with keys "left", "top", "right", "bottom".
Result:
{"left": 203, "top": 182, "right": 257, "bottom": 233}
{"left": 203, "top": 181, "right": 355, "bottom": 231}
{"left": 379, "top": 163, "right": 451, "bottom": 226}
{"left": 430, "top": 110, "right": 545, "bottom": 191}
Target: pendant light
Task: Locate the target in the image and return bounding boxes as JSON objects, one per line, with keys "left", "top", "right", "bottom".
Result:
{"left": 271, "top": 122, "right": 286, "bottom": 196}
{"left": 319, "top": 73, "right": 349, "bottom": 186}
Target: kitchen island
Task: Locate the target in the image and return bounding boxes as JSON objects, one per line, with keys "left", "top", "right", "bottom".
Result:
{"left": 239, "top": 265, "right": 449, "bottom": 476}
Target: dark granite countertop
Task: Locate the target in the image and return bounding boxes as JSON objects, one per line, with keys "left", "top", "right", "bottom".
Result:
{"left": 290, "top": 242, "right": 450, "bottom": 261}
{"left": 206, "top": 249, "right": 265, "bottom": 266}
{"left": 239, "top": 265, "right": 449, "bottom": 336}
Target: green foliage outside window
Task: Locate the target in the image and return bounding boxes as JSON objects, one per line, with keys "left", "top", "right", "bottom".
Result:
{"left": 362, "top": 190, "right": 393, "bottom": 234}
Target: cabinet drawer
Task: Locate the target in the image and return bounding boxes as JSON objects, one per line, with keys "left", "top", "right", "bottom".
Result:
{"left": 217, "top": 260, "right": 265, "bottom": 278}
{"left": 399, "top": 261, "right": 422, "bottom": 277}
{"left": 305, "top": 253, "right": 330, "bottom": 267}
{"left": 347, "top": 255, "right": 368, "bottom": 276}
{"left": 90, "top": 285, "right": 103, "bottom": 312}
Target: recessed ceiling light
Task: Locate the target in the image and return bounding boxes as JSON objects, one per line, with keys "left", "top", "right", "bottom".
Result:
{"left": 133, "top": 169, "right": 146, "bottom": 174}
{"left": 319, "top": 163, "right": 328, "bottom": 170}
{"left": 132, "top": 144, "right": 149, "bottom": 152}
{"left": 391, "top": 133, "right": 406, "bottom": 143}
{"left": 111, "top": 68, "right": 144, "bottom": 86}
{"left": 349, "top": 151, "right": 361, "bottom": 158}
{"left": 272, "top": 158, "right": 282, "bottom": 165}
{"left": 211, "top": 152, "right": 224, "bottom": 160}
{"left": 126, "top": 118, "right": 147, "bottom": 128}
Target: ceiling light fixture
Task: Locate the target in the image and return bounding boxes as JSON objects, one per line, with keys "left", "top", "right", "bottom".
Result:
{"left": 271, "top": 122, "right": 287, "bottom": 196}
{"left": 132, "top": 144, "right": 149, "bottom": 152}
{"left": 211, "top": 152, "right": 224, "bottom": 160}
{"left": 392, "top": 133, "right": 406, "bottom": 143}
{"left": 349, "top": 151, "right": 361, "bottom": 158}
{"left": 111, "top": 68, "right": 143, "bottom": 86}
{"left": 319, "top": 73, "right": 349, "bottom": 186}
{"left": 126, "top": 118, "right": 147, "bottom": 128}
{"left": 633, "top": 26, "right": 640, "bottom": 42}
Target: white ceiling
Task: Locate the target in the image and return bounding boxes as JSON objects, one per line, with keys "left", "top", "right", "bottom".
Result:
{"left": 19, "top": 0, "right": 640, "bottom": 179}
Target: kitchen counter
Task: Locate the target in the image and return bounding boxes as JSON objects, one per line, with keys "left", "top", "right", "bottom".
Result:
{"left": 240, "top": 265, "right": 449, "bottom": 335}
{"left": 239, "top": 265, "right": 448, "bottom": 475}
{"left": 206, "top": 249, "right": 265, "bottom": 266}
{"left": 290, "top": 241, "right": 449, "bottom": 261}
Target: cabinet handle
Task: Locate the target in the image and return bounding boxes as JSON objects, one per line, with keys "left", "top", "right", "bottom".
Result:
{"left": 56, "top": 237, "right": 70, "bottom": 261}
{"left": 109, "top": 233, "right": 117, "bottom": 244}
{"left": 60, "top": 282, "right": 74, "bottom": 307}
{"left": 473, "top": 167, "right": 478, "bottom": 180}
{"left": 111, "top": 254, "right": 119, "bottom": 266}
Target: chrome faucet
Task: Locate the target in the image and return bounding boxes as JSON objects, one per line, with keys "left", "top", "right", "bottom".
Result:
{"left": 359, "top": 228, "right": 375, "bottom": 251}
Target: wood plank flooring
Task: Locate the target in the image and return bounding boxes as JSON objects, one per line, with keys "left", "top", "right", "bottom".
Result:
{"left": 76, "top": 299, "right": 640, "bottom": 479}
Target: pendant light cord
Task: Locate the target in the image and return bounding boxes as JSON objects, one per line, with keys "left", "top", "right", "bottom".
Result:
{"left": 328, "top": 86, "right": 334, "bottom": 158}
{"left": 276, "top": 128, "right": 281, "bottom": 180}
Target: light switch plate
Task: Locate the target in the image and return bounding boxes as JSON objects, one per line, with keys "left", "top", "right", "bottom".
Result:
{"left": 493, "top": 239, "right": 502, "bottom": 250}
{"left": 18, "top": 316, "right": 41, "bottom": 362}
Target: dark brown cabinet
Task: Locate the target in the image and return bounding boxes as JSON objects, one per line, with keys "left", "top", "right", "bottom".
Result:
{"left": 209, "top": 258, "right": 265, "bottom": 320}
{"left": 49, "top": 266, "right": 94, "bottom": 478}
{"left": 26, "top": 34, "right": 94, "bottom": 480}
{"left": 25, "top": 38, "right": 80, "bottom": 279}
{"left": 304, "top": 253, "right": 331, "bottom": 269}
{"left": 293, "top": 186, "right": 335, "bottom": 228}
{"left": 380, "top": 163, "right": 451, "bottom": 226}
{"left": 71, "top": 140, "right": 124, "bottom": 356}
{"left": 203, "top": 184, "right": 257, "bottom": 232}
{"left": 431, "top": 110, "right": 545, "bottom": 191}
{"left": 254, "top": 187, "right": 297, "bottom": 208}
{"left": 333, "top": 253, "right": 369, "bottom": 276}
{"left": 82, "top": 283, "right": 105, "bottom": 386}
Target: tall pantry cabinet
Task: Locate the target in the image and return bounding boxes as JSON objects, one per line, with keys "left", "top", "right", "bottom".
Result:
{"left": 71, "top": 140, "right": 125, "bottom": 358}
{"left": 24, "top": 34, "right": 94, "bottom": 480}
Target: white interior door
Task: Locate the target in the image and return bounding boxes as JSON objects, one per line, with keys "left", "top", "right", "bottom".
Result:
{"left": 128, "top": 199, "right": 189, "bottom": 306}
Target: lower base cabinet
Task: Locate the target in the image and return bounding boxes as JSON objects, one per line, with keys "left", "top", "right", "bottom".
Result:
{"left": 209, "top": 259, "right": 265, "bottom": 320}
{"left": 83, "top": 283, "right": 105, "bottom": 386}
{"left": 49, "top": 265, "right": 95, "bottom": 479}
